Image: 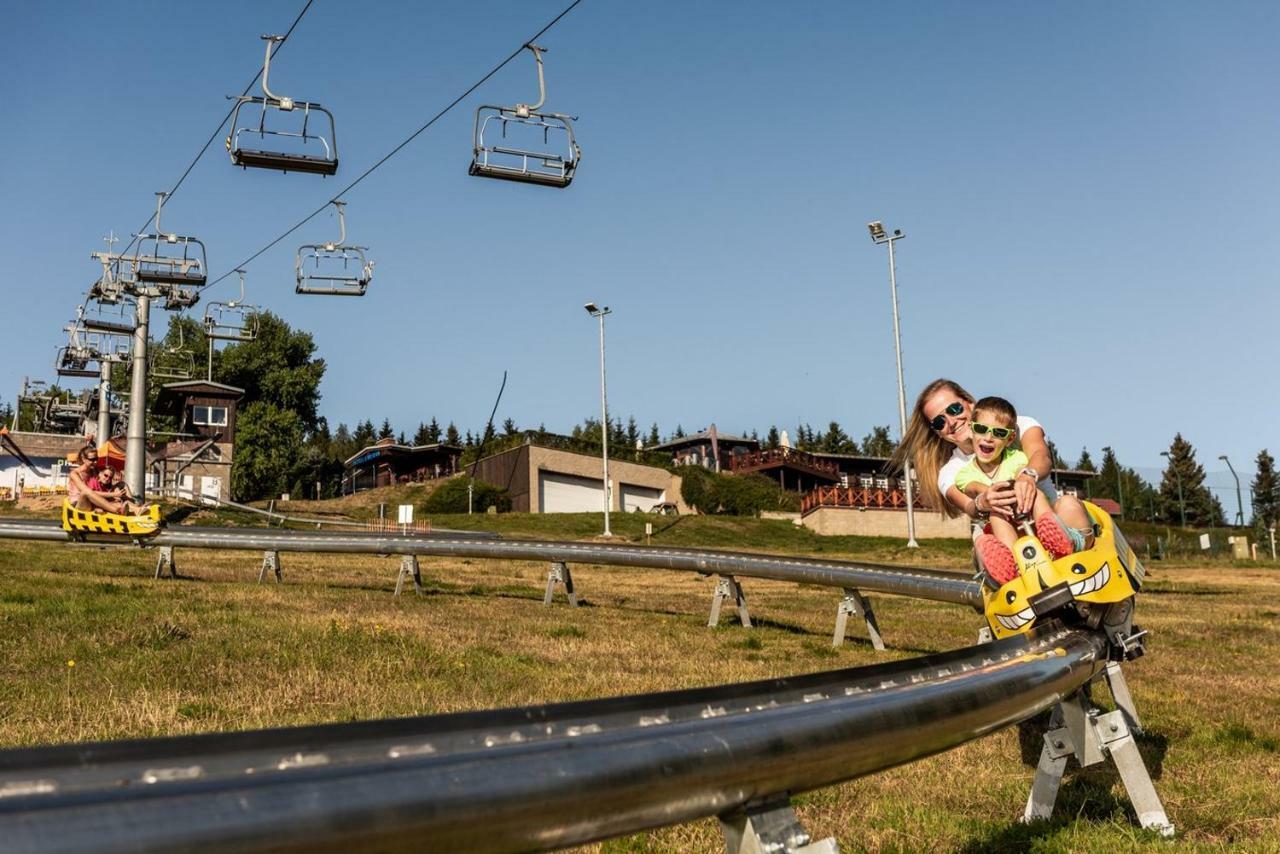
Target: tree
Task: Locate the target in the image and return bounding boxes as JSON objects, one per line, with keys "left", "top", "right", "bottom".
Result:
{"left": 378, "top": 419, "right": 394, "bottom": 440}
{"left": 427, "top": 417, "right": 442, "bottom": 443}
{"left": 353, "top": 420, "right": 376, "bottom": 449}
{"left": 674, "top": 424, "right": 685, "bottom": 439}
{"left": 412, "top": 422, "right": 431, "bottom": 446}
{"left": 216, "top": 312, "right": 325, "bottom": 432}
{"left": 625, "top": 416, "right": 639, "bottom": 451}
{"left": 1157, "top": 434, "right": 1224, "bottom": 527}
{"left": 820, "top": 421, "right": 857, "bottom": 454}
{"left": 502, "top": 418, "right": 518, "bottom": 437}
{"left": 1047, "top": 440, "right": 1066, "bottom": 470}
{"left": 232, "top": 402, "right": 305, "bottom": 500}
{"left": 766, "top": 426, "right": 780, "bottom": 450}
{"left": 1076, "top": 448, "right": 1096, "bottom": 472}
{"left": 861, "top": 426, "right": 897, "bottom": 457}
{"left": 445, "top": 422, "right": 460, "bottom": 445}
{"left": 397, "top": 430, "right": 406, "bottom": 445}
{"left": 647, "top": 423, "right": 660, "bottom": 446}
{"left": 1252, "top": 450, "right": 1277, "bottom": 534}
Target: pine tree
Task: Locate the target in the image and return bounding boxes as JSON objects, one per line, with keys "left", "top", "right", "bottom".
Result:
{"left": 427, "top": 417, "right": 441, "bottom": 443}
{"left": 674, "top": 424, "right": 685, "bottom": 439}
{"left": 820, "top": 421, "right": 855, "bottom": 454}
{"left": 1252, "top": 450, "right": 1277, "bottom": 533}
{"left": 766, "top": 426, "right": 780, "bottom": 450}
{"left": 1096, "top": 447, "right": 1121, "bottom": 503}
{"left": 1076, "top": 448, "right": 1096, "bottom": 472}
{"left": 353, "top": 420, "right": 376, "bottom": 448}
{"left": 378, "top": 418, "right": 394, "bottom": 440}
{"left": 860, "top": 426, "right": 896, "bottom": 457}
{"left": 413, "top": 422, "right": 431, "bottom": 445}
{"left": 647, "top": 423, "right": 660, "bottom": 446}
{"left": 464, "top": 430, "right": 475, "bottom": 448}
{"left": 396, "top": 430, "right": 406, "bottom": 445}
{"left": 1047, "top": 439, "right": 1066, "bottom": 470}
{"left": 625, "top": 416, "right": 639, "bottom": 450}
{"left": 1157, "top": 433, "right": 1222, "bottom": 527}
{"left": 502, "top": 418, "right": 517, "bottom": 436}
{"left": 445, "top": 422, "right": 460, "bottom": 446}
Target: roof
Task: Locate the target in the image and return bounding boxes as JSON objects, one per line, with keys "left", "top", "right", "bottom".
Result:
{"left": 649, "top": 430, "right": 759, "bottom": 452}
{"left": 159, "top": 380, "right": 245, "bottom": 395}
{"left": 0, "top": 430, "right": 87, "bottom": 460}
{"left": 1090, "top": 497, "right": 1123, "bottom": 515}
{"left": 343, "top": 442, "right": 462, "bottom": 468}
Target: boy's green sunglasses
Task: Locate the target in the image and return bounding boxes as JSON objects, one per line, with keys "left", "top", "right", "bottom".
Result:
{"left": 971, "top": 422, "right": 1015, "bottom": 440}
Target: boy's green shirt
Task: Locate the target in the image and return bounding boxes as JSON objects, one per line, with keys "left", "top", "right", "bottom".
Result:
{"left": 954, "top": 449, "right": 1029, "bottom": 492}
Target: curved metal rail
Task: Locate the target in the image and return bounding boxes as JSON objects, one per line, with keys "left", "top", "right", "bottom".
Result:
{"left": 0, "top": 625, "right": 1104, "bottom": 853}
{"left": 0, "top": 518, "right": 981, "bottom": 608}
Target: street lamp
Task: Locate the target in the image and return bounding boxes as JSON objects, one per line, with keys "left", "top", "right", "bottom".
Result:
{"left": 868, "top": 221, "right": 918, "bottom": 548}
{"left": 1219, "top": 455, "right": 1244, "bottom": 527}
{"left": 1160, "top": 451, "right": 1186, "bottom": 527}
{"left": 584, "top": 302, "right": 613, "bottom": 537}
{"left": 1102, "top": 446, "right": 1124, "bottom": 520}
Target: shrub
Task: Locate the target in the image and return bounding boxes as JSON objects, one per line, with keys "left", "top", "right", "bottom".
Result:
{"left": 676, "top": 466, "right": 797, "bottom": 516}
{"left": 423, "top": 477, "right": 511, "bottom": 514}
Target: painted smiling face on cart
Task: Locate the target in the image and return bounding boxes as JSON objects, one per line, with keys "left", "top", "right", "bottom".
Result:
{"left": 923, "top": 390, "right": 973, "bottom": 447}
{"left": 969, "top": 408, "right": 1017, "bottom": 464}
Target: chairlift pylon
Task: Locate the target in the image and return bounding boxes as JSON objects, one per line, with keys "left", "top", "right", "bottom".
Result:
{"left": 204, "top": 270, "right": 260, "bottom": 341}
{"left": 295, "top": 201, "right": 374, "bottom": 296}
{"left": 470, "top": 44, "right": 581, "bottom": 188}
{"left": 226, "top": 35, "right": 339, "bottom": 176}
{"left": 134, "top": 192, "right": 207, "bottom": 292}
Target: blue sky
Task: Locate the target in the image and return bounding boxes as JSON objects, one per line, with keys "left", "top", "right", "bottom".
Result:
{"left": 2, "top": 1, "right": 1275, "bottom": 512}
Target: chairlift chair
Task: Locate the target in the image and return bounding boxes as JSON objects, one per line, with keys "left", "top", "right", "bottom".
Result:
{"left": 295, "top": 201, "right": 374, "bottom": 296}
{"left": 227, "top": 35, "right": 339, "bottom": 176}
{"left": 134, "top": 193, "right": 207, "bottom": 289}
{"left": 469, "top": 45, "right": 581, "bottom": 188}
{"left": 79, "top": 297, "right": 135, "bottom": 336}
{"left": 203, "top": 269, "right": 260, "bottom": 341}
{"left": 148, "top": 320, "right": 196, "bottom": 381}
{"left": 55, "top": 347, "right": 99, "bottom": 379}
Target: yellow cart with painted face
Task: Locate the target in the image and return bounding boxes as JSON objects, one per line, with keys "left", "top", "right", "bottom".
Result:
{"left": 61, "top": 500, "right": 162, "bottom": 538}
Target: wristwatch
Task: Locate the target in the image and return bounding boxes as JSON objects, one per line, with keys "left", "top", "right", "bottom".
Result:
{"left": 1019, "top": 467, "right": 1040, "bottom": 482}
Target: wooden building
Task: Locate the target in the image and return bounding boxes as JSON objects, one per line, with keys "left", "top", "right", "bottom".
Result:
{"left": 341, "top": 439, "right": 462, "bottom": 494}
{"left": 647, "top": 429, "right": 760, "bottom": 471}
{"left": 149, "top": 380, "right": 244, "bottom": 502}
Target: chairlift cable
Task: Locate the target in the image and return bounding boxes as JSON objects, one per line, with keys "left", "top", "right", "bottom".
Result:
{"left": 203, "top": 0, "right": 584, "bottom": 292}
{"left": 107, "top": 0, "right": 316, "bottom": 267}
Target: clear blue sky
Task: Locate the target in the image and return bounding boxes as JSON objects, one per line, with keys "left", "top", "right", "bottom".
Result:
{"left": 3, "top": 1, "right": 1275, "bottom": 513}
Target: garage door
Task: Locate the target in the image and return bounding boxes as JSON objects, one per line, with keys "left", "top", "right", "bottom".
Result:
{"left": 538, "top": 472, "right": 605, "bottom": 513}
{"left": 620, "top": 483, "right": 664, "bottom": 513}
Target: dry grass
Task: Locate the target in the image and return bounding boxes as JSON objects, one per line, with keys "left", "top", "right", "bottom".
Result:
{"left": 0, "top": 527, "right": 1277, "bottom": 852}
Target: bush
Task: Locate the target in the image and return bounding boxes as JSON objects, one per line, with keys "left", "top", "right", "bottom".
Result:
{"left": 676, "top": 466, "right": 798, "bottom": 516}
{"left": 422, "top": 477, "right": 511, "bottom": 514}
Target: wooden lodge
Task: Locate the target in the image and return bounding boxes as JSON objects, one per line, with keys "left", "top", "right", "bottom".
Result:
{"left": 342, "top": 439, "right": 462, "bottom": 494}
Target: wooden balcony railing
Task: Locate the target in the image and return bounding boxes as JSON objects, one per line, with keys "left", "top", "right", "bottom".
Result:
{"left": 800, "top": 485, "right": 925, "bottom": 515}
{"left": 727, "top": 448, "right": 841, "bottom": 479}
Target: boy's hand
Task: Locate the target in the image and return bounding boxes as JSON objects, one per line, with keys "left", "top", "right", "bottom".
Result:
{"left": 984, "top": 480, "right": 1018, "bottom": 519}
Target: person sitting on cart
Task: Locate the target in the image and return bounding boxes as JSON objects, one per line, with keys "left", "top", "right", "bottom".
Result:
{"left": 954, "top": 397, "right": 1074, "bottom": 583}
{"left": 68, "top": 446, "right": 147, "bottom": 516}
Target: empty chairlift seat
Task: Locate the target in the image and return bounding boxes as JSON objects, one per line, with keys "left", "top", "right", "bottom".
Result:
{"left": 295, "top": 201, "right": 374, "bottom": 296}
{"left": 203, "top": 270, "right": 260, "bottom": 341}
{"left": 226, "top": 35, "right": 338, "bottom": 176}
{"left": 470, "top": 45, "right": 580, "bottom": 188}
{"left": 134, "top": 193, "right": 207, "bottom": 289}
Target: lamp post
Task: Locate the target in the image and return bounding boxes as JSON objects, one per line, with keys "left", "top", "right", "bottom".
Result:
{"left": 1102, "top": 446, "right": 1124, "bottom": 519}
{"left": 1160, "top": 450, "right": 1186, "bottom": 527}
{"left": 584, "top": 302, "right": 612, "bottom": 538}
{"left": 868, "top": 221, "right": 918, "bottom": 548}
{"left": 1218, "top": 455, "right": 1244, "bottom": 527}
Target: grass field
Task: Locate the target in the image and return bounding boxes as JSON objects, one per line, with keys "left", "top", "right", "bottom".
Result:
{"left": 0, "top": 508, "right": 1277, "bottom": 852}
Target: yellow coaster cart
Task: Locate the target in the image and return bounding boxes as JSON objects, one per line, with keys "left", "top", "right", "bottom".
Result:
{"left": 61, "top": 500, "right": 162, "bottom": 538}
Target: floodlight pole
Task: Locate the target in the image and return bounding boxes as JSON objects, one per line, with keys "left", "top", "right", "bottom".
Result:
{"left": 1160, "top": 451, "right": 1186, "bottom": 528}
{"left": 125, "top": 295, "right": 150, "bottom": 497}
{"left": 869, "top": 222, "right": 918, "bottom": 548}
{"left": 586, "top": 303, "right": 613, "bottom": 537}
{"left": 1219, "top": 455, "right": 1244, "bottom": 527}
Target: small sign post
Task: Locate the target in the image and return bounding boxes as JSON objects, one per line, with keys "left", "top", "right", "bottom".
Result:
{"left": 398, "top": 504, "right": 413, "bottom": 534}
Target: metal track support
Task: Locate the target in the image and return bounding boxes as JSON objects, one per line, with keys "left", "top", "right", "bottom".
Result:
{"left": 258, "top": 551, "right": 282, "bottom": 584}
{"left": 1023, "top": 687, "right": 1173, "bottom": 837}
{"left": 394, "top": 555, "right": 423, "bottom": 597}
{"left": 154, "top": 545, "right": 176, "bottom": 579}
{"left": 832, "top": 587, "right": 884, "bottom": 650}
{"left": 708, "top": 575, "right": 751, "bottom": 628}
{"left": 543, "top": 561, "right": 579, "bottom": 607}
{"left": 719, "top": 798, "right": 838, "bottom": 854}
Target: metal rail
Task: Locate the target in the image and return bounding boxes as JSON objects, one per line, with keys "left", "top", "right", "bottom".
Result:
{"left": 0, "top": 518, "right": 981, "bottom": 608}
{"left": 0, "top": 625, "right": 1104, "bottom": 852}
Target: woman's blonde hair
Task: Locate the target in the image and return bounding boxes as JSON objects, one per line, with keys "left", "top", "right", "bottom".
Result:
{"left": 890, "top": 378, "right": 975, "bottom": 518}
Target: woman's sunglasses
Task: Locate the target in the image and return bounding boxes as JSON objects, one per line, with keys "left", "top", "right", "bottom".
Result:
{"left": 928, "top": 402, "right": 965, "bottom": 432}
{"left": 970, "top": 422, "right": 1014, "bottom": 440}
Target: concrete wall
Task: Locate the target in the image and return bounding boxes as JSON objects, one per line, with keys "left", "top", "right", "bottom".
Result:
{"left": 801, "top": 506, "right": 971, "bottom": 538}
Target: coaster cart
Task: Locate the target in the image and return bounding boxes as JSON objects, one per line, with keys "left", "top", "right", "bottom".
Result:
{"left": 295, "top": 201, "right": 373, "bottom": 296}
{"left": 203, "top": 269, "right": 260, "bottom": 342}
{"left": 227, "top": 35, "right": 338, "bottom": 176}
{"left": 979, "top": 501, "right": 1146, "bottom": 657}
{"left": 470, "top": 44, "right": 581, "bottom": 188}
{"left": 61, "top": 500, "right": 162, "bottom": 538}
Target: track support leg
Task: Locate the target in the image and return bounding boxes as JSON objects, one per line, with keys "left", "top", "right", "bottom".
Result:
{"left": 154, "top": 546, "right": 176, "bottom": 579}
{"left": 832, "top": 587, "right": 884, "bottom": 650}
{"left": 708, "top": 575, "right": 751, "bottom": 628}
{"left": 543, "top": 561, "right": 579, "bottom": 607}
{"left": 258, "top": 551, "right": 282, "bottom": 584}
{"left": 719, "top": 797, "right": 838, "bottom": 854}
{"left": 1022, "top": 685, "right": 1173, "bottom": 837}
{"left": 395, "top": 555, "right": 423, "bottom": 597}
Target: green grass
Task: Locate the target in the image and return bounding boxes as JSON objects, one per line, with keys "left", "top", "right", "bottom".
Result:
{"left": 2, "top": 509, "right": 1278, "bottom": 850}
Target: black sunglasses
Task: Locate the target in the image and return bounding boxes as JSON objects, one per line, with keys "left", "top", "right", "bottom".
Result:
{"left": 928, "top": 402, "right": 965, "bottom": 432}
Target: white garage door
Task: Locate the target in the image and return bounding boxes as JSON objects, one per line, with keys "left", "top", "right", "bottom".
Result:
{"left": 200, "top": 476, "right": 222, "bottom": 502}
{"left": 620, "top": 483, "right": 664, "bottom": 513}
{"left": 538, "top": 472, "right": 605, "bottom": 513}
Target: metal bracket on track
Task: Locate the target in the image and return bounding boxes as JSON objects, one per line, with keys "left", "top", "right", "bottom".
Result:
{"left": 708, "top": 574, "right": 752, "bottom": 628}
{"left": 543, "top": 561, "right": 579, "bottom": 607}
{"left": 154, "top": 545, "right": 177, "bottom": 579}
{"left": 832, "top": 587, "right": 884, "bottom": 650}
{"left": 1023, "top": 669, "right": 1172, "bottom": 837}
{"left": 258, "top": 550, "right": 282, "bottom": 584}
{"left": 719, "top": 797, "right": 838, "bottom": 854}
{"left": 394, "top": 554, "right": 423, "bottom": 597}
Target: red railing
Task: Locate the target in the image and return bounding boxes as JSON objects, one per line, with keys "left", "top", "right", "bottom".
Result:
{"left": 800, "top": 485, "right": 925, "bottom": 515}
{"left": 727, "top": 448, "right": 840, "bottom": 479}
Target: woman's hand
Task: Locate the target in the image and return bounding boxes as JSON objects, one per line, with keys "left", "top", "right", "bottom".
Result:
{"left": 1013, "top": 475, "right": 1038, "bottom": 514}
{"left": 984, "top": 480, "right": 1018, "bottom": 518}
